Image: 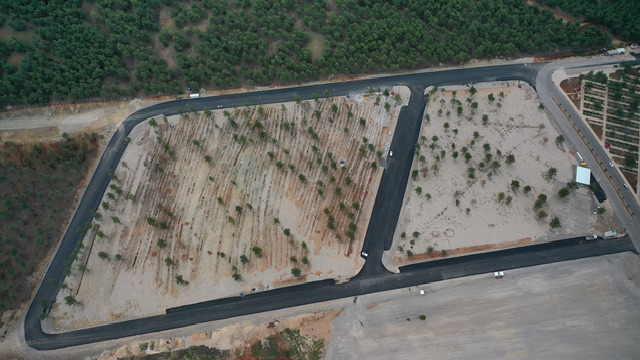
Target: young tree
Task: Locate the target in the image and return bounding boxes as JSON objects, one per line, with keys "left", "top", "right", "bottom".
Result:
{"left": 505, "top": 154, "right": 515, "bottom": 165}
{"left": 252, "top": 247, "right": 263, "bottom": 256}
{"left": 240, "top": 255, "right": 249, "bottom": 264}
{"left": 98, "top": 251, "right": 110, "bottom": 261}
{"left": 558, "top": 187, "right": 571, "bottom": 198}
{"left": 291, "top": 268, "right": 302, "bottom": 277}
{"left": 549, "top": 217, "right": 562, "bottom": 229}
{"left": 175, "top": 275, "right": 188, "bottom": 285}
{"left": 64, "top": 295, "right": 78, "bottom": 306}
{"left": 511, "top": 180, "right": 520, "bottom": 192}
{"left": 534, "top": 194, "right": 548, "bottom": 209}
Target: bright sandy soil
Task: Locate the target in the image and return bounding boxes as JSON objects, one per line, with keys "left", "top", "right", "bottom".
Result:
{"left": 47, "top": 88, "right": 407, "bottom": 330}
{"left": 391, "top": 82, "right": 616, "bottom": 264}
{"left": 0, "top": 98, "right": 171, "bottom": 143}
{"left": 98, "top": 309, "right": 342, "bottom": 359}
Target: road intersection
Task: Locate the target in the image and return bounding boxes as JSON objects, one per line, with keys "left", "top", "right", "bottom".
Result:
{"left": 24, "top": 58, "right": 639, "bottom": 350}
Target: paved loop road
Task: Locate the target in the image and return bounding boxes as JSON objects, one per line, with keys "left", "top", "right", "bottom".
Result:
{"left": 25, "top": 61, "right": 638, "bottom": 350}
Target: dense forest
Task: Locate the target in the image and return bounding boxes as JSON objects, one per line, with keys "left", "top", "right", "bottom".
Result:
{"left": 0, "top": 0, "right": 612, "bottom": 109}
{"left": 538, "top": 0, "right": 639, "bottom": 41}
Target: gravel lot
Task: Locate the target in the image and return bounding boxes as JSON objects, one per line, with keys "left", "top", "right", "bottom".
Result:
{"left": 327, "top": 252, "right": 640, "bottom": 360}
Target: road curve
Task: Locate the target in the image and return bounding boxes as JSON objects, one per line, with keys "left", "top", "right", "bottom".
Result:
{"left": 25, "top": 61, "right": 636, "bottom": 350}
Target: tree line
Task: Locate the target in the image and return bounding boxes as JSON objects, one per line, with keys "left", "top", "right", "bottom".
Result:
{"left": 538, "top": 0, "right": 640, "bottom": 41}
{"left": 0, "top": 0, "right": 612, "bottom": 109}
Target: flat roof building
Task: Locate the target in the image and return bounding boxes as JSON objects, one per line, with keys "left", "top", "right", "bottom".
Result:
{"left": 575, "top": 166, "right": 591, "bottom": 185}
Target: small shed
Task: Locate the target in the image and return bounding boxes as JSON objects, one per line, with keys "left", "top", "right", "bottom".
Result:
{"left": 575, "top": 166, "right": 591, "bottom": 185}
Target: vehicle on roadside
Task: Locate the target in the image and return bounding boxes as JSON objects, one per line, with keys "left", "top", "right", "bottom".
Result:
{"left": 361, "top": 251, "right": 368, "bottom": 258}
{"left": 585, "top": 235, "right": 598, "bottom": 240}
{"left": 389, "top": 151, "right": 393, "bottom": 157}
{"left": 609, "top": 162, "right": 614, "bottom": 167}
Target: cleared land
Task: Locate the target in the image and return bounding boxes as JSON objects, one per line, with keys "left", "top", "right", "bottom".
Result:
{"left": 101, "top": 309, "right": 341, "bottom": 360}
{"left": 391, "top": 82, "right": 619, "bottom": 264}
{"left": 327, "top": 252, "right": 640, "bottom": 359}
{"left": 48, "top": 90, "right": 406, "bottom": 330}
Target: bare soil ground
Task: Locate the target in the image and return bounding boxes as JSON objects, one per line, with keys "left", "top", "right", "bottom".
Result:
{"left": 391, "top": 82, "right": 616, "bottom": 264}
{"left": 102, "top": 309, "right": 341, "bottom": 360}
{"left": 326, "top": 253, "right": 640, "bottom": 359}
{"left": 0, "top": 98, "right": 168, "bottom": 143}
{"left": 48, "top": 90, "right": 405, "bottom": 330}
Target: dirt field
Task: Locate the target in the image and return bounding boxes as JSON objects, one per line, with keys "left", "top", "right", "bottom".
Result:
{"left": 327, "top": 253, "right": 640, "bottom": 359}
{"left": 48, "top": 89, "right": 406, "bottom": 330}
{"left": 100, "top": 309, "right": 342, "bottom": 360}
{"left": 0, "top": 99, "right": 169, "bottom": 143}
{"left": 391, "top": 82, "right": 617, "bottom": 264}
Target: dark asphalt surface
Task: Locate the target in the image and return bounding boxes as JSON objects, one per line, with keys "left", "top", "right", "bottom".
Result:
{"left": 24, "top": 62, "right": 637, "bottom": 350}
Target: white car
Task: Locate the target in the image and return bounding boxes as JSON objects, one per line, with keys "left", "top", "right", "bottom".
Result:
{"left": 609, "top": 162, "right": 614, "bottom": 167}
{"left": 623, "top": 184, "right": 629, "bottom": 189}
{"left": 389, "top": 151, "right": 393, "bottom": 157}
{"left": 361, "top": 251, "right": 368, "bottom": 258}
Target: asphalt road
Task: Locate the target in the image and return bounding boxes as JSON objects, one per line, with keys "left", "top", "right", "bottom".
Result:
{"left": 27, "top": 236, "right": 636, "bottom": 350}
{"left": 23, "top": 60, "right": 638, "bottom": 350}
{"left": 355, "top": 85, "right": 426, "bottom": 277}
